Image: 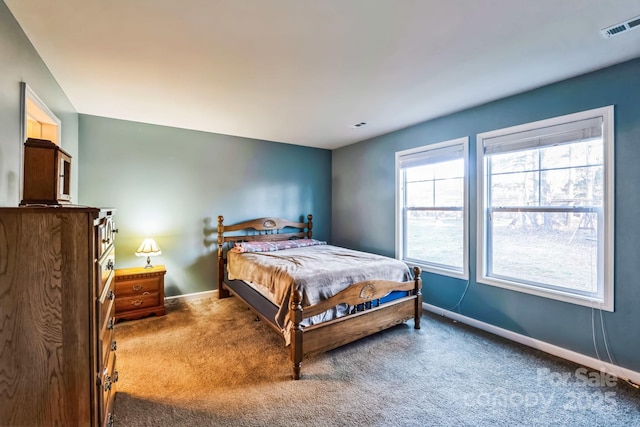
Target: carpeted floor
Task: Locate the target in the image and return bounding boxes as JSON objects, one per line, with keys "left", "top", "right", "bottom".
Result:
{"left": 114, "top": 296, "right": 639, "bottom": 426}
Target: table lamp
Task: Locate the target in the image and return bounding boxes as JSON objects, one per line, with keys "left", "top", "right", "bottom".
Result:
{"left": 135, "top": 238, "right": 162, "bottom": 268}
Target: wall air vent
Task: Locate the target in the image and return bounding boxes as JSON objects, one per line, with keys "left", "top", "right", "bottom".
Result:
{"left": 601, "top": 15, "right": 640, "bottom": 38}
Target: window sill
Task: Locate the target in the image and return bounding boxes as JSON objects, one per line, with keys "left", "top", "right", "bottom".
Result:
{"left": 477, "top": 275, "right": 613, "bottom": 312}
{"left": 403, "top": 259, "right": 468, "bottom": 280}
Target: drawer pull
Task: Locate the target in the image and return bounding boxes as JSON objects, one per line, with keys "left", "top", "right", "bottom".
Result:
{"left": 106, "top": 260, "right": 115, "bottom": 271}
{"left": 143, "top": 291, "right": 150, "bottom": 296}
{"left": 108, "top": 290, "right": 115, "bottom": 300}
{"left": 107, "top": 318, "right": 115, "bottom": 330}
{"left": 111, "top": 340, "right": 117, "bottom": 351}
{"left": 132, "top": 299, "right": 144, "bottom": 307}
{"left": 132, "top": 285, "right": 143, "bottom": 291}
{"left": 107, "top": 413, "right": 114, "bottom": 427}
{"left": 104, "top": 375, "right": 112, "bottom": 392}
{"left": 102, "top": 238, "right": 110, "bottom": 244}
{"left": 114, "top": 370, "right": 119, "bottom": 383}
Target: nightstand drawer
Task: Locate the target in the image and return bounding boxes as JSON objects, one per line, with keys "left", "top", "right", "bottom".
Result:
{"left": 116, "top": 291, "right": 160, "bottom": 312}
{"left": 115, "top": 276, "right": 160, "bottom": 296}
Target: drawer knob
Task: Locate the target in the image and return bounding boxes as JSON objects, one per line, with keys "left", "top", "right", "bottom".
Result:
{"left": 132, "top": 285, "right": 143, "bottom": 291}
{"left": 107, "top": 318, "right": 115, "bottom": 330}
{"left": 108, "top": 290, "right": 115, "bottom": 300}
{"left": 107, "top": 260, "right": 115, "bottom": 270}
{"left": 107, "top": 413, "right": 114, "bottom": 427}
{"left": 111, "top": 340, "right": 117, "bottom": 351}
{"left": 114, "top": 370, "right": 119, "bottom": 383}
{"left": 132, "top": 299, "right": 143, "bottom": 307}
{"left": 104, "top": 375, "right": 112, "bottom": 391}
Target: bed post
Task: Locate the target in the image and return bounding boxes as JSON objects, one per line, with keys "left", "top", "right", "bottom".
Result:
{"left": 307, "top": 214, "right": 313, "bottom": 239}
{"left": 217, "top": 215, "right": 230, "bottom": 299}
{"left": 290, "top": 288, "right": 304, "bottom": 380}
{"left": 413, "top": 266, "right": 423, "bottom": 329}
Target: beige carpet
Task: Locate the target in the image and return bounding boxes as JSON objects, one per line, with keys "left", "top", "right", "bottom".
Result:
{"left": 114, "top": 296, "right": 639, "bottom": 427}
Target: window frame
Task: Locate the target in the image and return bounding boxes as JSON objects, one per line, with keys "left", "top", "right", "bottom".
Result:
{"left": 20, "top": 82, "right": 62, "bottom": 145}
{"left": 476, "top": 106, "right": 614, "bottom": 311}
{"left": 395, "top": 137, "right": 469, "bottom": 280}
{"left": 19, "top": 82, "right": 63, "bottom": 200}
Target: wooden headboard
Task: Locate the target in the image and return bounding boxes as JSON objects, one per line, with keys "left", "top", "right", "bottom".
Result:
{"left": 216, "top": 214, "right": 313, "bottom": 297}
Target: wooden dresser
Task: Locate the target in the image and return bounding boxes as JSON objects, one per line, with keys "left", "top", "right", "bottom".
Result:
{"left": 0, "top": 206, "right": 118, "bottom": 427}
{"left": 115, "top": 265, "right": 166, "bottom": 321}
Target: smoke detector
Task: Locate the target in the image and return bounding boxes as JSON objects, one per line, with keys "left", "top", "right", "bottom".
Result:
{"left": 601, "top": 15, "right": 640, "bottom": 38}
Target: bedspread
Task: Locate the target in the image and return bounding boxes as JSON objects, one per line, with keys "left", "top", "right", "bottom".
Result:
{"left": 227, "top": 244, "right": 412, "bottom": 337}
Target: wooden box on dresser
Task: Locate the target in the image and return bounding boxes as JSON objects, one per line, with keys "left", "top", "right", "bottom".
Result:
{"left": 0, "top": 206, "right": 118, "bottom": 427}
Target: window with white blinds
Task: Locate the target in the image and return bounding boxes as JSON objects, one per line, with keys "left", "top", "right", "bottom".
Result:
{"left": 477, "top": 106, "right": 614, "bottom": 310}
{"left": 396, "top": 137, "right": 468, "bottom": 279}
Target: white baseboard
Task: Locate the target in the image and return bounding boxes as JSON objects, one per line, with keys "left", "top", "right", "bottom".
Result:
{"left": 166, "top": 289, "right": 218, "bottom": 303}
{"left": 423, "top": 303, "right": 640, "bottom": 386}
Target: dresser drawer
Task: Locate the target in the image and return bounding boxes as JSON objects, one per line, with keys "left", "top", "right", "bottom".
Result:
{"left": 97, "top": 247, "right": 115, "bottom": 298}
{"left": 115, "top": 276, "right": 160, "bottom": 296}
{"left": 98, "top": 262, "right": 115, "bottom": 308}
{"left": 102, "top": 400, "right": 115, "bottom": 427}
{"left": 97, "top": 216, "right": 117, "bottom": 258}
{"left": 98, "top": 268, "right": 115, "bottom": 342}
{"left": 99, "top": 302, "right": 116, "bottom": 361}
{"left": 99, "top": 352, "right": 117, "bottom": 427}
{"left": 100, "top": 326, "right": 116, "bottom": 373}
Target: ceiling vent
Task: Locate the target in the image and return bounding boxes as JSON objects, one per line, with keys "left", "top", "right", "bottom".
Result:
{"left": 350, "top": 122, "right": 367, "bottom": 129}
{"left": 601, "top": 15, "right": 640, "bottom": 38}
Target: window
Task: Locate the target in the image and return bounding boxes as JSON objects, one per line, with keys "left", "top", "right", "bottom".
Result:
{"left": 396, "top": 137, "right": 468, "bottom": 279}
{"left": 20, "top": 82, "right": 61, "bottom": 145}
{"left": 477, "top": 106, "right": 614, "bottom": 311}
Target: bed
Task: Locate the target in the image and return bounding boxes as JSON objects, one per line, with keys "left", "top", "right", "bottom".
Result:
{"left": 216, "top": 214, "right": 422, "bottom": 379}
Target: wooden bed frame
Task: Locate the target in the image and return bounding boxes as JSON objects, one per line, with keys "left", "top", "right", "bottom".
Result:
{"left": 216, "top": 214, "right": 422, "bottom": 380}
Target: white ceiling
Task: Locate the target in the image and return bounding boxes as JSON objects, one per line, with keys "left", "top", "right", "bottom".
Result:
{"left": 6, "top": 0, "right": 640, "bottom": 150}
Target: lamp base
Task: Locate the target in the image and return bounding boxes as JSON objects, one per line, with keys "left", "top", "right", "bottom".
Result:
{"left": 144, "top": 255, "right": 154, "bottom": 269}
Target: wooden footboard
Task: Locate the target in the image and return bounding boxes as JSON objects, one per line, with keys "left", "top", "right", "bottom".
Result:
{"left": 290, "top": 266, "right": 422, "bottom": 379}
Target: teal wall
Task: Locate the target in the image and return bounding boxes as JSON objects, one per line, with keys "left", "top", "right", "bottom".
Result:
{"left": 78, "top": 115, "right": 332, "bottom": 296}
{"left": 333, "top": 58, "right": 640, "bottom": 373}
{"left": 0, "top": 1, "right": 78, "bottom": 206}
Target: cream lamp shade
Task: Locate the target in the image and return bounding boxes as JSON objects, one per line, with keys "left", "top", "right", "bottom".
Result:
{"left": 135, "top": 238, "right": 162, "bottom": 268}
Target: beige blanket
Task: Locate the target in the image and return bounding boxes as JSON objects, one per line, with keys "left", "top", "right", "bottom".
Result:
{"left": 227, "top": 244, "right": 411, "bottom": 339}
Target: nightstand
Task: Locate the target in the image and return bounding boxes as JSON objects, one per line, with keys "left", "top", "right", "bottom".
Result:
{"left": 114, "top": 265, "right": 166, "bottom": 321}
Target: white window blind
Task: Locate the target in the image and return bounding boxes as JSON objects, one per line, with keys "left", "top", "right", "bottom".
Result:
{"left": 483, "top": 116, "right": 603, "bottom": 155}
{"left": 398, "top": 143, "right": 465, "bottom": 169}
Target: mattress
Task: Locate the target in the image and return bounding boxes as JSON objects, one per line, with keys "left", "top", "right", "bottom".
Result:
{"left": 227, "top": 244, "right": 412, "bottom": 340}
